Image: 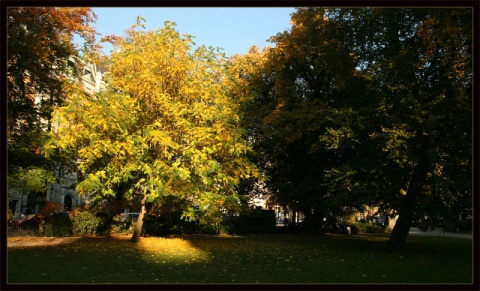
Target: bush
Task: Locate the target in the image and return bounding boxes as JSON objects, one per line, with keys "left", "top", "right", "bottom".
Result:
{"left": 71, "top": 211, "right": 100, "bottom": 236}
{"left": 144, "top": 217, "right": 170, "bottom": 236}
{"left": 110, "top": 214, "right": 133, "bottom": 235}
{"left": 172, "top": 220, "right": 200, "bottom": 235}
{"left": 338, "top": 221, "right": 386, "bottom": 234}
{"left": 143, "top": 216, "right": 202, "bottom": 236}
{"left": 226, "top": 210, "right": 276, "bottom": 235}
{"left": 198, "top": 223, "right": 219, "bottom": 235}
{"left": 95, "top": 212, "right": 113, "bottom": 236}
{"left": 364, "top": 223, "right": 386, "bottom": 234}
{"left": 39, "top": 213, "right": 72, "bottom": 237}
{"left": 7, "top": 208, "right": 13, "bottom": 223}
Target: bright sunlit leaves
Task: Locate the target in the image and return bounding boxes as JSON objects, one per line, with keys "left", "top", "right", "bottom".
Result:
{"left": 45, "top": 18, "right": 259, "bottom": 225}
{"left": 137, "top": 236, "right": 210, "bottom": 264}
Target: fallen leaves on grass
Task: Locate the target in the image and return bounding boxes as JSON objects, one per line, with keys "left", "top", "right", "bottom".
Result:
{"left": 7, "top": 234, "right": 473, "bottom": 284}
{"left": 137, "top": 236, "right": 210, "bottom": 265}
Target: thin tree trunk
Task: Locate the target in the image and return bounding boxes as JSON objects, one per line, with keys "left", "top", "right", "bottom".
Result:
{"left": 131, "top": 193, "right": 148, "bottom": 243}
{"left": 47, "top": 89, "right": 54, "bottom": 132}
{"left": 292, "top": 208, "right": 297, "bottom": 227}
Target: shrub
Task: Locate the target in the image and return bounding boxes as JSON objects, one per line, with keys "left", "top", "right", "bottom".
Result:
{"left": 144, "top": 218, "right": 170, "bottom": 236}
{"left": 339, "top": 220, "right": 386, "bottom": 234}
{"left": 40, "top": 202, "right": 64, "bottom": 215}
{"left": 110, "top": 214, "right": 133, "bottom": 235}
{"left": 95, "top": 212, "right": 113, "bottom": 236}
{"left": 7, "top": 208, "right": 13, "bottom": 222}
{"left": 39, "top": 213, "right": 72, "bottom": 237}
{"left": 71, "top": 211, "right": 100, "bottom": 236}
{"left": 365, "top": 223, "right": 386, "bottom": 234}
{"left": 226, "top": 210, "right": 276, "bottom": 235}
{"left": 142, "top": 216, "right": 202, "bottom": 236}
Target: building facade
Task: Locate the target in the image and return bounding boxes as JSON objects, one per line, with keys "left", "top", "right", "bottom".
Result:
{"left": 8, "top": 59, "right": 105, "bottom": 218}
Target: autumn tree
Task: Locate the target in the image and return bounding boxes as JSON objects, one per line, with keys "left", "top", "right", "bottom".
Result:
{"left": 7, "top": 7, "right": 99, "bottom": 185}
{"left": 231, "top": 8, "right": 369, "bottom": 233}
{"left": 227, "top": 45, "right": 274, "bottom": 208}
{"left": 236, "top": 7, "right": 472, "bottom": 249}
{"left": 45, "top": 19, "right": 259, "bottom": 242}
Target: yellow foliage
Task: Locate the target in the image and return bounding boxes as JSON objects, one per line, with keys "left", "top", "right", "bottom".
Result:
{"left": 48, "top": 19, "right": 259, "bottom": 213}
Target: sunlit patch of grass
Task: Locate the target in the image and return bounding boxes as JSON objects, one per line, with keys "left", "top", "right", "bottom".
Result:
{"left": 137, "top": 236, "right": 211, "bottom": 265}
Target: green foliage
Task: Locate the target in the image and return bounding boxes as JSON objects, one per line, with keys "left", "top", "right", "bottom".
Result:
{"left": 338, "top": 220, "right": 386, "bottom": 234}
{"left": 39, "top": 213, "right": 72, "bottom": 237}
{"left": 7, "top": 167, "right": 57, "bottom": 194}
{"left": 231, "top": 7, "right": 369, "bottom": 221}
{"left": 70, "top": 211, "right": 101, "bottom": 236}
{"left": 143, "top": 216, "right": 198, "bottom": 236}
{"left": 110, "top": 214, "right": 134, "bottom": 235}
{"left": 95, "top": 213, "right": 113, "bottom": 236}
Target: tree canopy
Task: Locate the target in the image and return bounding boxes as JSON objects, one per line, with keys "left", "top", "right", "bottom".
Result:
{"left": 234, "top": 7, "right": 472, "bottom": 249}
{"left": 44, "top": 19, "right": 259, "bottom": 242}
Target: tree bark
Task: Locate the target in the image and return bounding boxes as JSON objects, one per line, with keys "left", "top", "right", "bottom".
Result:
{"left": 130, "top": 193, "right": 148, "bottom": 243}
{"left": 292, "top": 208, "right": 297, "bottom": 227}
{"left": 310, "top": 210, "right": 324, "bottom": 236}
{"left": 387, "top": 164, "right": 428, "bottom": 251}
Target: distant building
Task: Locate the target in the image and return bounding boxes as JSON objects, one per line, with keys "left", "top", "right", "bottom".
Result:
{"left": 8, "top": 58, "right": 105, "bottom": 217}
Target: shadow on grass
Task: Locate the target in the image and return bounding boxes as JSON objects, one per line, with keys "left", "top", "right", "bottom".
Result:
{"left": 7, "top": 233, "right": 473, "bottom": 285}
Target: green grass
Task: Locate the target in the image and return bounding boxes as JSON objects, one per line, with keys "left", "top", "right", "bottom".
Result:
{"left": 7, "top": 233, "right": 473, "bottom": 284}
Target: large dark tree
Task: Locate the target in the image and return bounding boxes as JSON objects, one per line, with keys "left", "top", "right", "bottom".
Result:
{"left": 329, "top": 8, "right": 473, "bottom": 250}
{"left": 235, "top": 7, "right": 472, "bottom": 250}
{"left": 231, "top": 8, "right": 371, "bottom": 233}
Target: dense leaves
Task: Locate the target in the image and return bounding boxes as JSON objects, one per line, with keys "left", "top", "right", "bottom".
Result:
{"left": 327, "top": 8, "right": 472, "bottom": 249}
{"left": 231, "top": 8, "right": 373, "bottom": 232}
{"left": 7, "top": 8, "right": 99, "bottom": 210}
{"left": 7, "top": 167, "right": 56, "bottom": 195}
{"left": 45, "top": 19, "right": 259, "bottom": 242}
{"left": 235, "top": 7, "right": 472, "bottom": 249}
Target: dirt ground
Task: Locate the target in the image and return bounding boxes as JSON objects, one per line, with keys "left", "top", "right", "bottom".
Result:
{"left": 6, "top": 228, "right": 133, "bottom": 248}
{"left": 7, "top": 236, "right": 83, "bottom": 248}
{"left": 7, "top": 228, "right": 79, "bottom": 248}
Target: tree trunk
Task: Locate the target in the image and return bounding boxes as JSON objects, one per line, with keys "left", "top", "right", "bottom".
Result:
{"left": 292, "top": 208, "right": 297, "bottom": 227}
{"left": 130, "top": 194, "right": 148, "bottom": 243}
{"left": 47, "top": 89, "right": 54, "bottom": 132}
{"left": 310, "top": 210, "right": 324, "bottom": 236}
{"left": 387, "top": 164, "right": 427, "bottom": 251}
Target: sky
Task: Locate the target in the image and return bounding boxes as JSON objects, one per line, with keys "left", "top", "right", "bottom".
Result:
{"left": 92, "top": 8, "right": 296, "bottom": 57}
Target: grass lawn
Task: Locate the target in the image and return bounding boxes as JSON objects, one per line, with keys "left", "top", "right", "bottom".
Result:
{"left": 7, "top": 233, "right": 473, "bottom": 284}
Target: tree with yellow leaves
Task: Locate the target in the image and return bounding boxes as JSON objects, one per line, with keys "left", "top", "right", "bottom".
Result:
{"left": 45, "top": 18, "right": 259, "bottom": 242}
